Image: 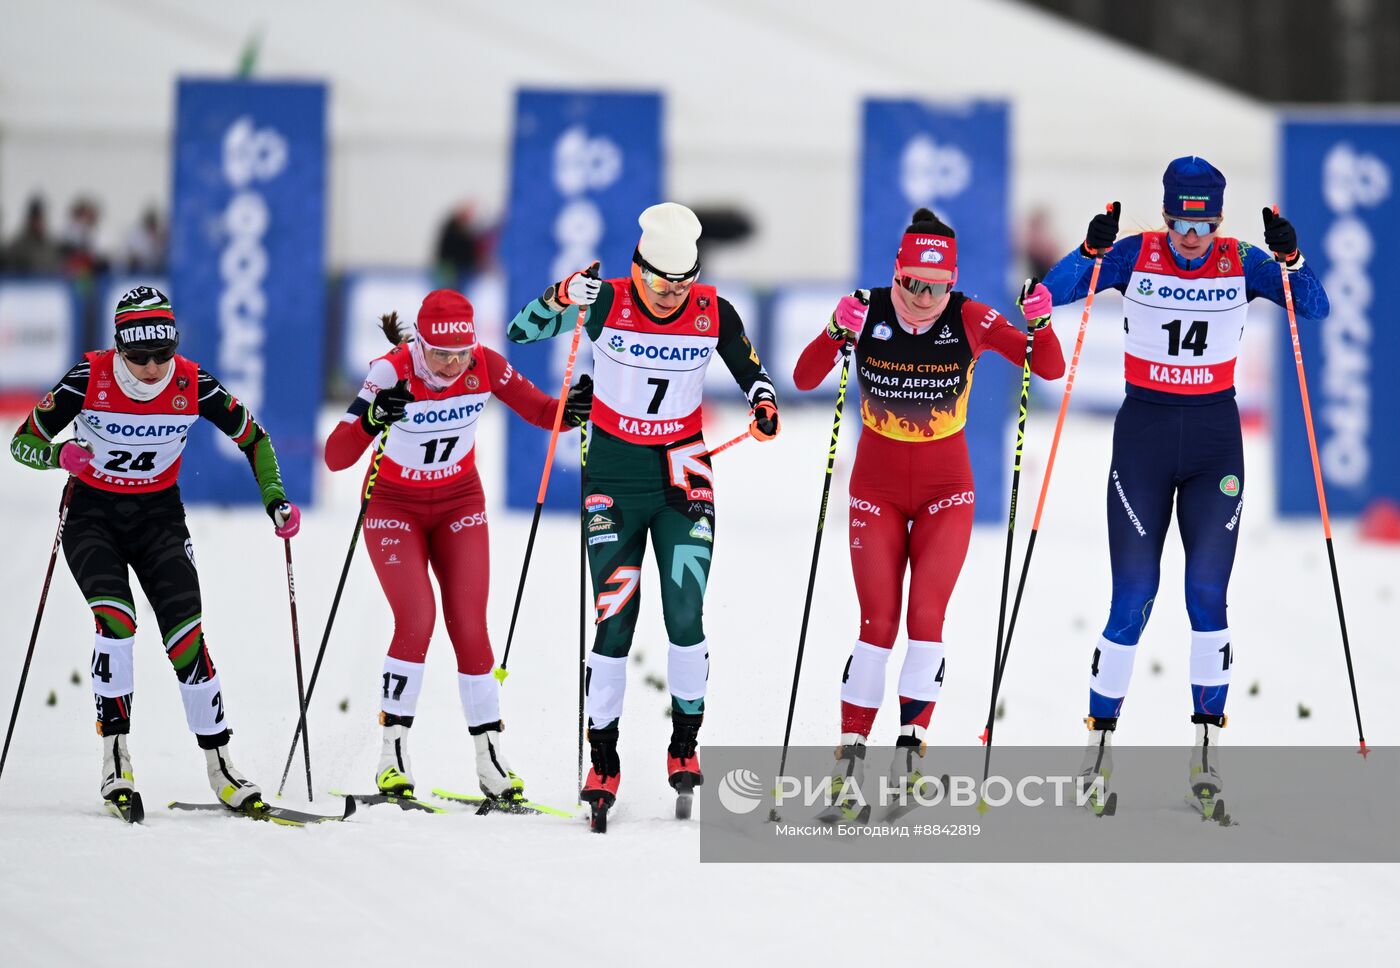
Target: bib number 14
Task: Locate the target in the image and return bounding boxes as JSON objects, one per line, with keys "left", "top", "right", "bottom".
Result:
{"left": 1162, "top": 318, "right": 1209, "bottom": 357}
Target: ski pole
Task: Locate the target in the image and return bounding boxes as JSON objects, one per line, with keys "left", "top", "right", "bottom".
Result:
{"left": 706, "top": 429, "right": 751, "bottom": 459}
{"left": 979, "top": 281, "right": 1044, "bottom": 790}
{"left": 283, "top": 537, "right": 314, "bottom": 801}
{"left": 989, "top": 213, "right": 1113, "bottom": 741}
{"left": 578, "top": 421, "right": 590, "bottom": 802}
{"left": 0, "top": 475, "right": 76, "bottom": 787}
{"left": 769, "top": 329, "right": 858, "bottom": 823}
{"left": 276, "top": 432, "right": 389, "bottom": 798}
{"left": 496, "top": 263, "right": 599, "bottom": 684}
{"left": 1272, "top": 206, "right": 1367, "bottom": 755}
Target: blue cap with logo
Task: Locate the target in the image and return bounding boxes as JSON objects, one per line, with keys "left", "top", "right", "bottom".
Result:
{"left": 1162, "top": 155, "right": 1226, "bottom": 219}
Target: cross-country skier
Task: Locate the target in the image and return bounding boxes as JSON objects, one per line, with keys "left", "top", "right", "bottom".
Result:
{"left": 1043, "top": 157, "right": 1330, "bottom": 819}
{"left": 507, "top": 202, "right": 779, "bottom": 826}
{"left": 324, "top": 289, "right": 589, "bottom": 805}
{"left": 793, "top": 208, "right": 1065, "bottom": 813}
{"left": 8, "top": 286, "right": 299, "bottom": 815}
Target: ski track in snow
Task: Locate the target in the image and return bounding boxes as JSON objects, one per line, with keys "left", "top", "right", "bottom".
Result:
{"left": 1, "top": 404, "right": 1396, "bottom": 964}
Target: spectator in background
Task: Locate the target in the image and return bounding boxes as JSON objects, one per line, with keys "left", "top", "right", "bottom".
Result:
{"left": 5, "top": 195, "right": 63, "bottom": 274}
{"left": 1021, "top": 207, "right": 1063, "bottom": 283}
{"left": 122, "top": 207, "right": 167, "bottom": 273}
{"left": 59, "top": 196, "right": 109, "bottom": 280}
{"left": 434, "top": 202, "right": 495, "bottom": 285}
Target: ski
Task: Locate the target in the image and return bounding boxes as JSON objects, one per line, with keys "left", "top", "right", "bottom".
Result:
{"left": 673, "top": 776, "right": 696, "bottom": 821}
{"left": 104, "top": 791, "right": 145, "bottom": 824}
{"left": 884, "top": 773, "right": 951, "bottom": 822}
{"left": 330, "top": 789, "right": 446, "bottom": 814}
{"left": 430, "top": 788, "right": 574, "bottom": 819}
{"left": 167, "top": 795, "right": 356, "bottom": 827}
{"left": 583, "top": 795, "right": 610, "bottom": 833}
{"left": 1186, "top": 792, "right": 1232, "bottom": 826}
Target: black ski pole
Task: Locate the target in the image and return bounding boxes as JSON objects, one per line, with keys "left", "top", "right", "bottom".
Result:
{"left": 769, "top": 332, "right": 856, "bottom": 823}
{"left": 276, "top": 434, "right": 388, "bottom": 797}
{"left": 979, "top": 280, "right": 1043, "bottom": 795}
{"left": 283, "top": 537, "right": 314, "bottom": 801}
{"left": 0, "top": 475, "right": 77, "bottom": 787}
{"left": 578, "top": 422, "right": 590, "bottom": 801}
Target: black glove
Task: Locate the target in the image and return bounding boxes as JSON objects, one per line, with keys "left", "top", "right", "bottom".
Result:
{"left": 361, "top": 380, "right": 413, "bottom": 433}
{"left": 1262, "top": 207, "right": 1301, "bottom": 266}
{"left": 564, "top": 374, "right": 592, "bottom": 429}
{"left": 749, "top": 398, "right": 779, "bottom": 441}
{"left": 1082, "top": 201, "right": 1121, "bottom": 257}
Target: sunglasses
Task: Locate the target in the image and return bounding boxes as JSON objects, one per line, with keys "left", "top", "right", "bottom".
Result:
{"left": 896, "top": 273, "right": 951, "bottom": 298}
{"left": 1169, "top": 218, "right": 1221, "bottom": 237}
{"left": 425, "top": 346, "right": 472, "bottom": 365}
{"left": 122, "top": 347, "right": 176, "bottom": 366}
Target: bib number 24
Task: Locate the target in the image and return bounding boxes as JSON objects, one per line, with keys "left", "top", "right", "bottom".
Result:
{"left": 104, "top": 450, "right": 157, "bottom": 472}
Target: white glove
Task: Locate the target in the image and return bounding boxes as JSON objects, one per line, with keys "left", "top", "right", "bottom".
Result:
{"left": 563, "top": 268, "right": 602, "bottom": 307}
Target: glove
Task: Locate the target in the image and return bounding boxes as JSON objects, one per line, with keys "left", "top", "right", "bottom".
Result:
{"left": 749, "top": 399, "right": 780, "bottom": 442}
{"left": 267, "top": 501, "right": 301, "bottom": 539}
{"left": 1081, "top": 201, "right": 1121, "bottom": 257}
{"left": 1016, "top": 278, "right": 1053, "bottom": 330}
{"left": 546, "top": 261, "right": 602, "bottom": 310}
{"left": 826, "top": 290, "right": 870, "bottom": 341}
{"left": 361, "top": 380, "right": 413, "bottom": 433}
{"left": 563, "top": 374, "right": 592, "bottom": 429}
{"left": 1262, "top": 207, "right": 1302, "bottom": 268}
{"left": 58, "top": 439, "right": 94, "bottom": 474}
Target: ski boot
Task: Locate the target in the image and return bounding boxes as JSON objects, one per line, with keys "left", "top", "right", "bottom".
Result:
{"left": 667, "top": 713, "right": 704, "bottom": 820}
{"left": 817, "top": 734, "right": 871, "bottom": 825}
{"left": 471, "top": 720, "right": 525, "bottom": 807}
{"left": 1187, "top": 714, "right": 1230, "bottom": 825}
{"left": 1076, "top": 717, "right": 1117, "bottom": 817}
{"left": 100, "top": 732, "right": 144, "bottom": 823}
{"left": 581, "top": 727, "right": 620, "bottom": 833}
{"left": 376, "top": 715, "right": 415, "bottom": 796}
{"left": 204, "top": 740, "right": 264, "bottom": 812}
{"left": 886, "top": 731, "right": 946, "bottom": 820}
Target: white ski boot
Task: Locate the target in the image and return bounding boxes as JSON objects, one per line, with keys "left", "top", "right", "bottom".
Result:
{"left": 204, "top": 743, "right": 262, "bottom": 810}
{"left": 1077, "top": 717, "right": 1117, "bottom": 817}
{"left": 817, "top": 734, "right": 870, "bottom": 824}
{"left": 472, "top": 722, "right": 524, "bottom": 803}
{"left": 376, "top": 721, "right": 415, "bottom": 795}
{"left": 100, "top": 733, "right": 136, "bottom": 801}
{"left": 1187, "top": 715, "right": 1230, "bottom": 824}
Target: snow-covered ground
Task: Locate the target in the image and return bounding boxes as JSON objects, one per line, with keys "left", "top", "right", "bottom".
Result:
{"left": 1, "top": 401, "right": 1396, "bottom": 964}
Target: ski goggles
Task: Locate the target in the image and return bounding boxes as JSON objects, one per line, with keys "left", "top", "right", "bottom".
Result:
{"left": 121, "top": 346, "right": 176, "bottom": 366}
{"left": 633, "top": 251, "right": 699, "bottom": 297}
{"left": 895, "top": 273, "right": 951, "bottom": 298}
{"left": 1168, "top": 217, "right": 1222, "bottom": 237}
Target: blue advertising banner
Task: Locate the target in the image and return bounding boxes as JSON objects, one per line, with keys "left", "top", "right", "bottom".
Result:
{"left": 1279, "top": 118, "right": 1400, "bottom": 517}
{"left": 860, "top": 99, "right": 1012, "bottom": 521}
{"left": 501, "top": 89, "right": 663, "bottom": 511}
{"left": 170, "top": 79, "right": 327, "bottom": 505}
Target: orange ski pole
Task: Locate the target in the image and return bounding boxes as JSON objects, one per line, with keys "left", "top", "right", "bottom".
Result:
{"left": 497, "top": 263, "right": 599, "bottom": 683}
{"left": 987, "top": 205, "right": 1114, "bottom": 723}
{"left": 1273, "top": 205, "right": 1366, "bottom": 755}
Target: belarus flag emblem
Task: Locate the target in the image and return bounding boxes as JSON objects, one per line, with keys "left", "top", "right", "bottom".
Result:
{"left": 1182, "top": 198, "right": 1208, "bottom": 211}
